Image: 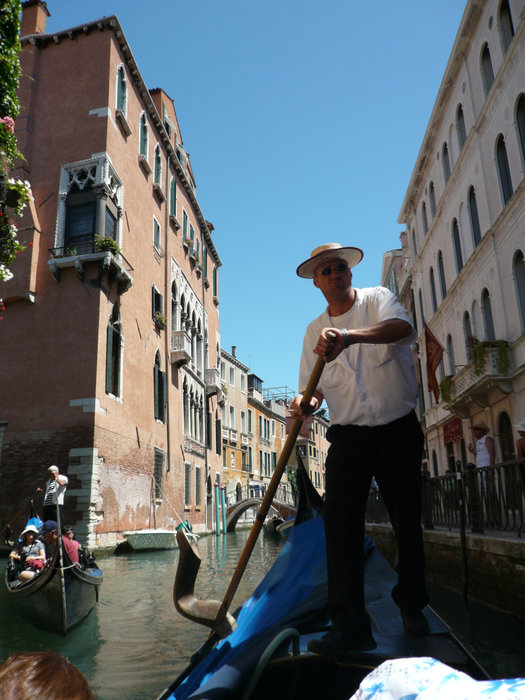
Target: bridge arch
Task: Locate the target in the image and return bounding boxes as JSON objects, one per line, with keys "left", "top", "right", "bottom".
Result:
{"left": 225, "top": 498, "right": 297, "bottom": 532}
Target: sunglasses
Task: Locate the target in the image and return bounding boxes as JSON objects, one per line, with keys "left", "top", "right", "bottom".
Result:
{"left": 317, "top": 262, "right": 349, "bottom": 276}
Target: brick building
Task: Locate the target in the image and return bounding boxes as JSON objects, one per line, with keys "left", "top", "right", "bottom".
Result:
{"left": 0, "top": 1, "right": 223, "bottom": 545}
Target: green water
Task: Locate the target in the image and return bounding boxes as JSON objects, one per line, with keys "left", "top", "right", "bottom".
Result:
{"left": 1, "top": 531, "right": 524, "bottom": 699}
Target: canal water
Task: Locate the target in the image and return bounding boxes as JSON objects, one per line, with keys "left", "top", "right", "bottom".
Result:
{"left": 1, "top": 530, "right": 524, "bottom": 699}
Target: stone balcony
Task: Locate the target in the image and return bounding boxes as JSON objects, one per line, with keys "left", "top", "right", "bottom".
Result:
{"left": 170, "top": 330, "right": 192, "bottom": 366}
{"left": 444, "top": 342, "right": 513, "bottom": 415}
{"left": 205, "top": 368, "right": 221, "bottom": 396}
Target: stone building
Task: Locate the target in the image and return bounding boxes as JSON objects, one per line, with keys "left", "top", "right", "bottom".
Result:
{"left": 397, "top": 0, "right": 525, "bottom": 474}
{"left": 0, "top": 1, "right": 223, "bottom": 545}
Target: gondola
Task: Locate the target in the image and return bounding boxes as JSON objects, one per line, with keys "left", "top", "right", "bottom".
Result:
{"left": 5, "top": 540, "right": 102, "bottom": 635}
{"left": 158, "top": 464, "right": 489, "bottom": 700}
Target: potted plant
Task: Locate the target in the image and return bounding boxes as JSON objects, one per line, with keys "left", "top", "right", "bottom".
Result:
{"left": 439, "top": 375, "right": 454, "bottom": 403}
{"left": 154, "top": 311, "right": 167, "bottom": 329}
{"left": 95, "top": 236, "right": 121, "bottom": 255}
{"left": 471, "top": 340, "right": 487, "bottom": 376}
{"left": 495, "top": 340, "right": 510, "bottom": 374}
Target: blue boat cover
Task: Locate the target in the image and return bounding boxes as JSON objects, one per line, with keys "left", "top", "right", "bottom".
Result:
{"left": 168, "top": 519, "right": 374, "bottom": 699}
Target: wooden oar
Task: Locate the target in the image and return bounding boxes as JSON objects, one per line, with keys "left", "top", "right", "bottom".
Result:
{"left": 0, "top": 484, "right": 46, "bottom": 544}
{"left": 174, "top": 350, "right": 328, "bottom": 637}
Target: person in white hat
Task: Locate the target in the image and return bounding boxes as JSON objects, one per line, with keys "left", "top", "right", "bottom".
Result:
{"left": 8, "top": 524, "right": 46, "bottom": 581}
{"left": 39, "top": 466, "right": 69, "bottom": 524}
{"left": 291, "top": 243, "right": 428, "bottom": 655}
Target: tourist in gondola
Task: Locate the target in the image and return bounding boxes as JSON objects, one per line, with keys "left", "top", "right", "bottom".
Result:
{"left": 290, "top": 242, "right": 429, "bottom": 655}
{"left": 40, "top": 520, "right": 79, "bottom": 565}
{"left": 8, "top": 524, "right": 46, "bottom": 581}
{"left": 37, "top": 465, "right": 69, "bottom": 523}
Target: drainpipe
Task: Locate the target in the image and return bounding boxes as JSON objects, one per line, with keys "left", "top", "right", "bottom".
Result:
{"left": 164, "top": 155, "right": 172, "bottom": 483}
{"left": 214, "top": 482, "right": 221, "bottom": 535}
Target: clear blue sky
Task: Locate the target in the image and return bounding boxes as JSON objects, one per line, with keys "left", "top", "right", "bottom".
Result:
{"left": 44, "top": 1, "right": 466, "bottom": 392}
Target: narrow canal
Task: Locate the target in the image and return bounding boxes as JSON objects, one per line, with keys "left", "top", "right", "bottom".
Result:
{"left": 1, "top": 530, "right": 524, "bottom": 699}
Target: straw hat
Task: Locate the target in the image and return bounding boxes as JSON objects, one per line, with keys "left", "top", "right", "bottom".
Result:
{"left": 515, "top": 421, "right": 525, "bottom": 433}
{"left": 296, "top": 243, "right": 364, "bottom": 279}
{"left": 471, "top": 422, "right": 488, "bottom": 431}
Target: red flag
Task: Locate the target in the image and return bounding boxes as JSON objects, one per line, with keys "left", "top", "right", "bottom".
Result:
{"left": 424, "top": 323, "right": 444, "bottom": 401}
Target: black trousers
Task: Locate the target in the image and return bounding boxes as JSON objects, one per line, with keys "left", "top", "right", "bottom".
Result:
{"left": 324, "top": 410, "right": 428, "bottom": 631}
{"left": 43, "top": 504, "right": 63, "bottom": 526}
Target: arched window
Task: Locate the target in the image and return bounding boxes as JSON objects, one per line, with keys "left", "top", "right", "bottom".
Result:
{"left": 480, "top": 43, "right": 494, "bottom": 97}
{"left": 514, "top": 250, "right": 525, "bottom": 330}
{"left": 170, "top": 176, "right": 177, "bottom": 217}
{"left": 139, "top": 113, "right": 148, "bottom": 158}
{"left": 516, "top": 94, "right": 525, "bottom": 164}
{"left": 431, "top": 450, "right": 439, "bottom": 477}
{"left": 496, "top": 134, "right": 513, "bottom": 205}
{"left": 446, "top": 334, "right": 456, "bottom": 375}
{"left": 418, "top": 289, "right": 425, "bottom": 329}
{"left": 116, "top": 65, "right": 127, "bottom": 113}
{"left": 154, "top": 350, "right": 166, "bottom": 422}
{"left": 106, "top": 312, "right": 122, "bottom": 397}
{"left": 422, "top": 202, "right": 429, "bottom": 234}
{"left": 429, "top": 267, "right": 438, "bottom": 313}
{"left": 452, "top": 218, "right": 463, "bottom": 273}
{"left": 456, "top": 105, "right": 467, "bottom": 150}
{"left": 429, "top": 182, "right": 437, "bottom": 218}
{"left": 437, "top": 251, "right": 447, "bottom": 299}
{"left": 481, "top": 288, "right": 496, "bottom": 340}
{"left": 154, "top": 145, "right": 162, "bottom": 186}
{"left": 442, "top": 143, "right": 451, "bottom": 184}
{"left": 468, "top": 187, "right": 482, "bottom": 246}
{"left": 499, "top": 411, "right": 515, "bottom": 461}
{"left": 411, "top": 228, "right": 418, "bottom": 256}
{"left": 499, "top": 0, "right": 515, "bottom": 54}
{"left": 463, "top": 311, "right": 473, "bottom": 359}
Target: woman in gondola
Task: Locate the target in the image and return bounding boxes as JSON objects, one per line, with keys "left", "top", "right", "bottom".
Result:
{"left": 8, "top": 525, "right": 46, "bottom": 581}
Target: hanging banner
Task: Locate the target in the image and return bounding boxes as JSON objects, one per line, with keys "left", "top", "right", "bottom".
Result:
{"left": 424, "top": 322, "right": 444, "bottom": 402}
{"left": 443, "top": 416, "right": 463, "bottom": 444}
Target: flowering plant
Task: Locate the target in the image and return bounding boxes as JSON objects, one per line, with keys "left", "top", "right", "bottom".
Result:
{"left": 0, "top": 214, "right": 25, "bottom": 281}
{"left": 6, "top": 178, "right": 31, "bottom": 214}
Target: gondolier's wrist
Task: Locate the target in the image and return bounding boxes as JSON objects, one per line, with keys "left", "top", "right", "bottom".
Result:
{"left": 341, "top": 329, "right": 351, "bottom": 348}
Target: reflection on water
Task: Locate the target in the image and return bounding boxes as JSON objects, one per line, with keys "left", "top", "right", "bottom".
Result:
{"left": 0, "top": 531, "right": 284, "bottom": 700}
{"left": 1, "top": 531, "right": 525, "bottom": 698}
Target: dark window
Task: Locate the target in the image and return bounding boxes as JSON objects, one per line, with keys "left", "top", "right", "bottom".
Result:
{"left": 481, "top": 44, "right": 494, "bottom": 97}
{"left": 515, "top": 250, "right": 525, "bottom": 330}
{"left": 422, "top": 202, "right": 428, "bottom": 234}
{"left": 154, "top": 352, "right": 166, "bottom": 422}
{"left": 463, "top": 312, "right": 473, "bottom": 359}
{"left": 117, "top": 66, "right": 127, "bottom": 112}
{"left": 429, "top": 267, "right": 438, "bottom": 313}
{"left": 468, "top": 187, "right": 481, "bottom": 246}
{"left": 438, "top": 251, "right": 447, "bottom": 299}
{"left": 516, "top": 95, "right": 525, "bottom": 163}
{"left": 105, "top": 321, "right": 121, "bottom": 396}
{"left": 429, "top": 182, "right": 436, "bottom": 218}
{"left": 496, "top": 134, "right": 514, "bottom": 204}
{"left": 481, "top": 288, "right": 496, "bottom": 340}
{"left": 152, "top": 286, "right": 163, "bottom": 318}
{"left": 456, "top": 105, "right": 467, "bottom": 150}
{"left": 442, "top": 143, "right": 451, "bottom": 184}
{"left": 65, "top": 201, "right": 96, "bottom": 247}
{"left": 499, "top": 0, "right": 515, "bottom": 54}
{"left": 140, "top": 114, "right": 148, "bottom": 157}
{"left": 452, "top": 219, "right": 463, "bottom": 273}
{"left": 104, "top": 208, "right": 117, "bottom": 240}
{"left": 153, "top": 448, "right": 164, "bottom": 500}
{"left": 215, "top": 418, "right": 222, "bottom": 455}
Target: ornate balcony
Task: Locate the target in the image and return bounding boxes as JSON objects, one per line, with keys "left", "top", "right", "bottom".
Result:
{"left": 170, "top": 330, "right": 192, "bottom": 366}
{"left": 444, "top": 341, "right": 513, "bottom": 415}
{"left": 205, "top": 368, "right": 221, "bottom": 396}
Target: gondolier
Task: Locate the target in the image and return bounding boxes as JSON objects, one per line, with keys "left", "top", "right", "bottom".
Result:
{"left": 39, "top": 466, "right": 68, "bottom": 524}
{"left": 290, "top": 242, "right": 429, "bottom": 655}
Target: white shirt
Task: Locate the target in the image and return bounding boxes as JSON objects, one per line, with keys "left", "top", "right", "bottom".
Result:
{"left": 476, "top": 434, "right": 493, "bottom": 467}
{"left": 44, "top": 475, "right": 68, "bottom": 506}
{"left": 298, "top": 286, "right": 418, "bottom": 427}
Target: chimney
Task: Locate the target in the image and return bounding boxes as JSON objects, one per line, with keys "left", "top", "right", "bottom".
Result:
{"left": 21, "top": 0, "right": 50, "bottom": 37}
{"left": 231, "top": 346, "right": 236, "bottom": 358}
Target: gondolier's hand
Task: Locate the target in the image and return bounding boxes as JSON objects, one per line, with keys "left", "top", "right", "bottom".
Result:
{"left": 314, "top": 327, "right": 348, "bottom": 362}
{"left": 289, "top": 392, "right": 321, "bottom": 421}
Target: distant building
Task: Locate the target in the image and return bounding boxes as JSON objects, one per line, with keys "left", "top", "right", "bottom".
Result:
{"left": 396, "top": 0, "right": 525, "bottom": 474}
{"left": 0, "top": 1, "right": 222, "bottom": 544}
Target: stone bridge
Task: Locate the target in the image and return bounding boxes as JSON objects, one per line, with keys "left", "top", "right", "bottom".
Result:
{"left": 225, "top": 497, "right": 297, "bottom": 532}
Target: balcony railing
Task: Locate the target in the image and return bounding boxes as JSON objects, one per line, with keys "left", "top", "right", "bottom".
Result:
{"left": 48, "top": 239, "right": 134, "bottom": 293}
{"left": 170, "top": 330, "right": 192, "bottom": 366}
{"left": 366, "top": 460, "right": 525, "bottom": 536}
{"left": 205, "top": 368, "right": 221, "bottom": 396}
{"left": 444, "top": 342, "right": 513, "bottom": 412}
